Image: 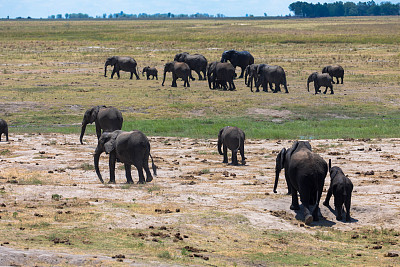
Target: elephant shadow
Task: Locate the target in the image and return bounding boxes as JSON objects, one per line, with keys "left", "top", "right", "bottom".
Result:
{"left": 323, "top": 204, "right": 359, "bottom": 224}
{"left": 293, "top": 204, "right": 336, "bottom": 227}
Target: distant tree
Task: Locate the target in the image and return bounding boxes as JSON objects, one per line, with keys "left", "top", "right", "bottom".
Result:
{"left": 56, "top": 14, "right": 62, "bottom": 19}
{"left": 103, "top": 13, "right": 107, "bottom": 18}
{"left": 65, "top": 13, "right": 69, "bottom": 19}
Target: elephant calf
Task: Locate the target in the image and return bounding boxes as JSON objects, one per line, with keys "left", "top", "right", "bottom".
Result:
{"left": 323, "top": 160, "right": 353, "bottom": 222}
{"left": 162, "top": 61, "right": 191, "bottom": 87}
{"left": 142, "top": 66, "right": 158, "bottom": 80}
{"left": 94, "top": 130, "right": 157, "bottom": 184}
{"left": 322, "top": 65, "right": 344, "bottom": 84}
{"left": 307, "top": 72, "right": 334, "bottom": 94}
{"left": 0, "top": 119, "right": 9, "bottom": 142}
{"left": 218, "top": 126, "right": 245, "bottom": 166}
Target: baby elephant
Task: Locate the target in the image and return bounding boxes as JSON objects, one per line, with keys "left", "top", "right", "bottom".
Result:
{"left": 307, "top": 72, "right": 334, "bottom": 94}
{"left": 94, "top": 130, "right": 156, "bottom": 184}
{"left": 142, "top": 66, "right": 158, "bottom": 80}
{"left": 323, "top": 160, "right": 353, "bottom": 221}
{"left": 218, "top": 126, "right": 245, "bottom": 166}
{"left": 0, "top": 119, "right": 9, "bottom": 142}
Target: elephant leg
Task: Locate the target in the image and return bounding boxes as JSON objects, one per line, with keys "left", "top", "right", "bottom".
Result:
{"left": 134, "top": 70, "right": 140, "bottom": 80}
{"left": 130, "top": 72, "right": 133, "bottom": 79}
{"left": 239, "top": 67, "right": 245, "bottom": 78}
{"left": 290, "top": 190, "right": 300, "bottom": 210}
{"left": 189, "top": 71, "right": 195, "bottom": 81}
{"left": 341, "top": 77, "right": 343, "bottom": 84}
{"left": 196, "top": 70, "right": 203, "bottom": 80}
{"left": 111, "top": 68, "right": 116, "bottom": 79}
{"left": 231, "top": 150, "right": 238, "bottom": 166}
{"left": 335, "top": 203, "right": 343, "bottom": 221}
{"left": 273, "top": 84, "right": 280, "bottom": 93}
{"left": 330, "top": 86, "right": 334, "bottom": 94}
{"left": 240, "top": 145, "right": 245, "bottom": 165}
{"left": 345, "top": 194, "right": 351, "bottom": 221}
{"left": 147, "top": 74, "right": 150, "bottom": 80}
{"left": 284, "top": 83, "right": 289, "bottom": 93}
{"left": 136, "top": 165, "right": 146, "bottom": 184}
{"left": 108, "top": 153, "right": 117, "bottom": 184}
{"left": 172, "top": 74, "right": 177, "bottom": 87}
{"left": 95, "top": 124, "right": 102, "bottom": 140}
{"left": 124, "top": 164, "right": 134, "bottom": 184}
{"left": 223, "top": 145, "right": 228, "bottom": 163}
{"left": 323, "top": 188, "right": 332, "bottom": 207}
{"left": 156, "top": 74, "right": 158, "bottom": 80}
{"left": 300, "top": 193, "right": 313, "bottom": 225}
{"left": 143, "top": 157, "right": 153, "bottom": 183}
{"left": 323, "top": 87, "right": 328, "bottom": 94}
{"left": 336, "top": 77, "right": 339, "bottom": 84}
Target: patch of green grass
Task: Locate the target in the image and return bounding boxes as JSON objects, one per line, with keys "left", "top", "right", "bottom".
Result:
{"left": 18, "top": 177, "right": 44, "bottom": 185}
{"left": 0, "top": 149, "right": 11, "bottom": 156}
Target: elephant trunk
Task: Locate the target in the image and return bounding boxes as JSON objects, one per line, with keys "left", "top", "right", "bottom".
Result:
{"left": 162, "top": 70, "right": 167, "bottom": 86}
{"left": 80, "top": 122, "right": 87, "bottom": 145}
{"left": 104, "top": 63, "right": 109, "bottom": 77}
{"left": 307, "top": 80, "right": 310, "bottom": 92}
{"left": 273, "top": 167, "right": 281, "bottom": 193}
{"left": 94, "top": 149, "right": 104, "bottom": 183}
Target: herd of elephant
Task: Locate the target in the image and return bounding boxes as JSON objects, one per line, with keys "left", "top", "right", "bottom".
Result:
{"left": 74, "top": 105, "right": 354, "bottom": 225}
{"left": 104, "top": 50, "right": 344, "bottom": 94}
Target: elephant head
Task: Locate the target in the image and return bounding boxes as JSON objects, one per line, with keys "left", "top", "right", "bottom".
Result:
{"left": 221, "top": 50, "right": 236, "bottom": 63}
{"left": 80, "top": 105, "right": 105, "bottom": 145}
{"left": 322, "top": 66, "right": 330, "bottom": 74}
{"left": 174, "top": 52, "right": 189, "bottom": 62}
{"left": 307, "top": 72, "right": 319, "bottom": 91}
{"left": 104, "top": 56, "right": 117, "bottom": 77}
{"left": 142, "top": 66, "right": 149, "bottom": 76}
{"left": 161, "top": 62, "right": 175, "bottom": 86}
{"left": 94, "top": 130, "right": 122, "bottom": 183}
{"left": 207, "top": 62, "right": 217, "bottom": 89}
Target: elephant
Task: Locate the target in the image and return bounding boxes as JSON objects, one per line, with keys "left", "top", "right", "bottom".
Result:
{"left": 307, "top": 72, "right": 334, "bottom": 94}
{"left": 104, "top": 56, "right": 140, "bottom": 80}
{"left": 162, "top": 61, "right": 191, "bottom": 87}
{"left": 94, "top": 130, "right": 156, "bottom": 184}
{"left": 80, "top": 105, "right": 123, "bottom": 145}
{"left": 255, "top": 64, "right": 288, "bottom": 93}
{"left": 0, "top": 119, "right": 9, "bottom": 142}
{"left": 274, "top": 141, "right": 328, "bottom": 225}
{"left": 142, "top": 66, "right": 158, "bottom": 80}
{"left": 218, "top": 126, "right": 245, "bottom": 166}
{"left": 323, "top": 159, "right": 353, "bottom": 222}
{"left": 207, "top": 61, "right": 236, "bottom": 90}
{"left": 322, "top": 65, "right": 344, "bottom": 84}
{"left": 244, "top": 64, "right": 259, "bottom": 90}
{"left": 221, "top": 50, "right": 254, "bottom": 78}
{"left": 174, "top": 52, "right": 208, "bottom": 81}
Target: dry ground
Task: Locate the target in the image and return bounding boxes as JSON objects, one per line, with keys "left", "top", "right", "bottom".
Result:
{"left": 1, "top": 133, "right": 399, "bottom": 265}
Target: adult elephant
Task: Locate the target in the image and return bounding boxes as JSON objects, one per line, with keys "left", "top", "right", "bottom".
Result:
{"left": 255, "top": 64, "right": 288, "bottom": 93}
{"left": 218, "top": 126, "right": 245, "bottom": 166}
{"left": 307, "top": 72, "right": 334, "bottom": 94}
{"left": 174, "top": 52, "right": 208, "bottom": 81}
{"left": 322, "top": 65, "right": 344, "bottom": 84}
{"left": 94, "top": 130, "right": 156, "bottom": 184}
{"left": 0, "top": 119, "right": 9, "bottom": 142}
{"left": 162, "top": 61, "right": 191, "bottom": 87}
{"left": 207, "top": 61, "right": 236, "bottom": 90}
{"left": 80, "top": 105, "right": 123, "bottom": 145}
{"left": 104, "top": 56, "right": 140, "bottom": 80}
{"left": 274, "top": 141, "right": 328, "bottom": 225}
{"left": 244, "top": 64, "right": 259, "bottom": 91}
{"left": 221, "top": 50, "right": 254, "bottom": 79}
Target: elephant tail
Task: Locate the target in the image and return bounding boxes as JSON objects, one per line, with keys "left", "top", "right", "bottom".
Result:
{"left": 149, "top": 153, "right": 157, "bottom": 176}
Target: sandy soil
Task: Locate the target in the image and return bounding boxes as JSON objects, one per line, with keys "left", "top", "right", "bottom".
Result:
{"left": 1, "top": 133, "right": 400, "bottom": 265}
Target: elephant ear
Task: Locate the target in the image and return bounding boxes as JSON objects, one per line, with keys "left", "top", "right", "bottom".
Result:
{"left": 90, "top": 106, "right": 101, "bottom": 123}
{"left": 330, "top": 166, "right": 340, "bottom": 180}
{"left": 218, "top": 127, "right": 226, "bottom": 140}
{"left": 104, "top": 131, "right": 119, "bottom": 154}
{"left": 290, "top": 141, "right": 299, "bottom": 156}
{"left": 304, "top": 141, "right": 312, "bottom": 151}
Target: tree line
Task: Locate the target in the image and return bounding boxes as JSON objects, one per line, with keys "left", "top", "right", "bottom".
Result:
{"left": 289, "top": 1, "right": 400, "bottom": 17}
{"left": 48, "top": 12, "right": 226, "bottom": 20}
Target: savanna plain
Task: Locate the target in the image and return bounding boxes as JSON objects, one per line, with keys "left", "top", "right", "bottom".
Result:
{"left": 0, "top": 17, "right": 400, "bottom": 266}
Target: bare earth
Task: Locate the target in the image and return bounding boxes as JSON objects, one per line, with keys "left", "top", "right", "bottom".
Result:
{"left": 1, "top": 133, "right": 400, "bottom": 265}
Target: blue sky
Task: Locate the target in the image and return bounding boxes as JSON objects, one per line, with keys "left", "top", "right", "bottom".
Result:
{"left": 0, "top": 0, "right": 398, "bottom": 18}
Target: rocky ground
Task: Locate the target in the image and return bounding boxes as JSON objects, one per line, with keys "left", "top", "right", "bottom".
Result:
{"left": 0, "top": 133, "right": 399, "bottom": 265}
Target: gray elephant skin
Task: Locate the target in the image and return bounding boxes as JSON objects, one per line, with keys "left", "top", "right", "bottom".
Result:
{"left": 307, "top": 72, "right": 334, "bottom": 94}
{"left": 218, "top": 126, "right": 245, "bottom": 166}
{"left": 323, "top": 160, "right": 353, "bottom": 221}
{"left": 174, "top": 52, "right": 208, "bottom": 81}
{"left": 142, "top": 66, "right": 158, "bottom": 80}
{"left": 0, "top": 119, "right": 9, "bottom": 142}
{"left": 104, "top": 56, "right": 140, "bottom": 80}
{"left": 80, "top": 105, "right": 123, "bottom": 145}
{"left": 94, "top": 130, "right": 156, "bottom": 184}
{"left": 221, "top": 50, "right": 254, "bottom": 78}
{"left": 322, "top": 65, "right": 344, "bottom": 84}
{"left": 274, "top": 141, "right": 328, "bottom": 225}
{"left": 162, "top": 61, "right": 191, "bottom": 87}
{"left": 244, "top": 64, "right": 259, "bottom": 89}
{"left": 256, "top": 64, "right": 288, "bottom": 93}
{"left": 207, "top": 61, "right": 236, "bottom": 90}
